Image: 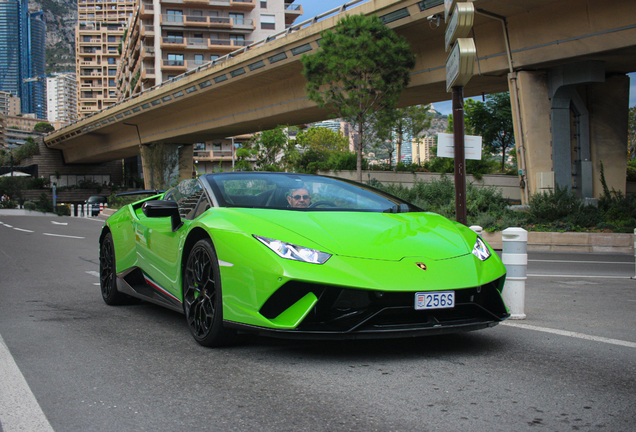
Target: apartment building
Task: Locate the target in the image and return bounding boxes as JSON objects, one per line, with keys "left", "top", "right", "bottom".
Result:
{"left": 75, "top": 0, "right": 135, "bottom": 118}
{"left": 47, "top": 73, "right": 79, "bottom": 126}
{"left": 116, "top": 0, "right": 302, "bottom": 98}
{"left": 413, "top": 136, "right": 436, "bottom": 164}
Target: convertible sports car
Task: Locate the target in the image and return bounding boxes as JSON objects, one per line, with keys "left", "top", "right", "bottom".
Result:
{"left": 100, "top": 172, "right": 508, "bottom": 347}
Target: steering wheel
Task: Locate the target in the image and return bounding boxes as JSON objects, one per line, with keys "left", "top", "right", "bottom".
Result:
{"left": 308, "top": 200, "right": 337, "bottom": 208}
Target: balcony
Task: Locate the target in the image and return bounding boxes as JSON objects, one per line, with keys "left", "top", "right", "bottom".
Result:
{"left": 207, "top": 38, "right": 250, "bottom": 52}
{"left": 161, "top": 59, "right": 187, "bottom": 72}
{"left": 186, "top": 37, "right": 208, "bottom": 49}
{"left": 141, "top": 25, "right": 154, "bottom": 37}
{"left": 142, "top": 68, "right": 156, "bottom": 80}
{"left": 186, "top": 60, "right": 208, "bottom": 69}
{"left": 285, "top": 3, "right": 302, "bottom": 25}
{"left": 140, "top": 3, "right": 154, "bottom": 18}
{"left": 183, "top": 0, "right": 210, "bottom": 4}
{"left": 141, "top": 44, "right": 155, "bottom": 57}
{"left": 230, "top": 0, "right": 255, "bottom": 10}
{"left": 160, "top": 37, "right": 186, "bottom": 49}
{"left": 195, "top": 150, "right": 233, "bottom": 162}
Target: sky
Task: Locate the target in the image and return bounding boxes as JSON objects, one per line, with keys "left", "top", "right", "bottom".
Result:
{"left": 297, "top": 1, "right": 636, "bottom": 115}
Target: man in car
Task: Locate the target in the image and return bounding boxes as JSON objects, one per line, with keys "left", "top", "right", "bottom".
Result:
{"left": 287, "top": 187, "right": 311, "bottom": 208}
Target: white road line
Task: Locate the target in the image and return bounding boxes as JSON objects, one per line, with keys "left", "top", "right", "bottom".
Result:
{"left": 502, "top": 322, "right": 636, "bottom": 349}
{"left": 86, "top": 271, "right": 100, "bottom": 277}
{"left": 50, "top": 221, "right": 68, "bottom": 226}
{"left": 3, "top": 224, "right": 13, "bottom": 228}
{"left": 13, "top": 228, "right": 34, "bottom": 233}
{"left": 529, "top": 259, "right": 632, "bottom": 265}
{"left": 43, "top": 233, "right": 85, "bottom": 239}
{"left": 0, "top": 333, "right": 55, "bottom": 432}
{"left": 528, "top": 274, "right": 630, "bottom": 279}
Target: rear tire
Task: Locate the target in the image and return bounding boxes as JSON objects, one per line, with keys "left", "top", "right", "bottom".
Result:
{"left": 100, "top": 232, "right": 134, "bottom": 305}
{"left": 183, "top": 239, "right": 235, "bottom": 347}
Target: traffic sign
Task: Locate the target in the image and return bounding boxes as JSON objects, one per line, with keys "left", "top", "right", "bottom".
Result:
{"left": 445, "top": 2, "right": 474, "bottom": 52}
{"left": 445, "top": 38, "right": 476, "bottom": 92}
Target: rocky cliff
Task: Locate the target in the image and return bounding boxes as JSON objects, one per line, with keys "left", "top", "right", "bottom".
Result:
{"left": 31, "top": 0, "right": 77, "bottom": 73}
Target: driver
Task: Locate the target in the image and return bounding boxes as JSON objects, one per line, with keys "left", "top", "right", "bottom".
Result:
{"left": 287, "top": 187, "right": 312, "bottom": 208}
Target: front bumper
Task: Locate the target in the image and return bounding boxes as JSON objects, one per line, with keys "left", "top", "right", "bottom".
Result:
{"left": 226, "top": 277, "right": 509, "bottom": 340}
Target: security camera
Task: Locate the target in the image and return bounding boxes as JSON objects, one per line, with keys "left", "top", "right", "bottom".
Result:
{"left": 427, "top": 14, "right": 441, "bottom": 28}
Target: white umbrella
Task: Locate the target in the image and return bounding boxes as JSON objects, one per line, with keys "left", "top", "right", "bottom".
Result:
{"left": 0, "top": 171, "right": 31, "bottom": 177}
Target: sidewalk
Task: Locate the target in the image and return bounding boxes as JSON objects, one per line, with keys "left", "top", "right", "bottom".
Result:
{"left": 0, "top": 209, "right": 59, "bottom": 217}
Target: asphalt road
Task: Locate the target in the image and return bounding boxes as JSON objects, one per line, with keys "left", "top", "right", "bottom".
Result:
{"left": 0, "top": 214, "right": 635, "bottom": 432}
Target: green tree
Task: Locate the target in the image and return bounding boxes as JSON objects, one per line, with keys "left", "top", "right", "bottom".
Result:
{"left": 292, "top": 127, "right": 352, "bottom": 174}
{"left": 465, "top": 93, "right": 515, "bottom": 172}
{"left": 301, "top": 14, "right": 415, "bottom": 182}
{"left": 33, "top": 122, "right": 55, "bottom": 133}
{"left": 628, "top": 106, "right": 636, "bottom": 160}
{"left": 240, "top": 125, "right": 294, "bottom": 171}
{"left": 374, "top": 105, "right": 432, "bottom": 166}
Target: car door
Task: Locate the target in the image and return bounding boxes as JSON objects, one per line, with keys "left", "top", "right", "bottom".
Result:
{"left": 134, "top": 179, "right": 204, "bottom": 298}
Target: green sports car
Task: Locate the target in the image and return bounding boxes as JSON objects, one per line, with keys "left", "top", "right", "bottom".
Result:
{"left": 100, "top": 172, "right": 508, "bottom": 347}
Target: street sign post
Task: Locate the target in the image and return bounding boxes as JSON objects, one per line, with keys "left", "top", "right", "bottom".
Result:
{"left": 445, "top": 2, "right": 476, "bottom": 226}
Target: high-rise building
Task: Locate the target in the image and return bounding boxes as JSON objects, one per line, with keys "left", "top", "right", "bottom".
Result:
{"left": 0, "top": 0, "right": 47, "bottom": 119}
{"left": 116, "top": 0, "right": 302, "bottom": 98}
{"left": 75, "top": 0, "right": 135, "bottom": 118}
{"left": 47, "top": 72, "right": 79, "bottom": 126}
{"left": 413, "top": 136, "right": 436, "bottom": 164}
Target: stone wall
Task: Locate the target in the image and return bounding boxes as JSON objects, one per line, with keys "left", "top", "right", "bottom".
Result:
{"left": 321, "top": 170, "right": 523, "bottom": 201}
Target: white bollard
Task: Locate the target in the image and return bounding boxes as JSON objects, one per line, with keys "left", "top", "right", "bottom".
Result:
{"left": 85, "top": 204, "right": 90, "bottom": 218}
{"left": 100, "top": 203, "right": 104, "bottom": 213}
{"left": 632, "top": 228, "right": 636, "bottom": 279}
{"left": 469, "top": 225, "right": 483, "bottom": 236}
{"left": 70, "top": 204, "right": 75, "bottom": 217}
{"left": 501, "top": 227, "right": 527, "bottom": 319}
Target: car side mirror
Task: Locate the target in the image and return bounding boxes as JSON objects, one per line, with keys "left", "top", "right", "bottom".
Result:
{"left": 142, "top": 200, "right": 183, "bottom": 231}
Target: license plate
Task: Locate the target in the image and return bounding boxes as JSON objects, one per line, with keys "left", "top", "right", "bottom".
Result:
{"left": 415, "top": 291, "right": 455, "bottom": 310}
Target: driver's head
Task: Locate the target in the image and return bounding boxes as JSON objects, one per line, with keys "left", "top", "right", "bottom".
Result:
{"left": 287, "top": 188, "right": 311, "bottom": 208}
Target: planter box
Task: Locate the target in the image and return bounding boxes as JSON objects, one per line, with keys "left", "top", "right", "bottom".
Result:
{"left": 482, "top": 231, "right": 633, "bottom": 254}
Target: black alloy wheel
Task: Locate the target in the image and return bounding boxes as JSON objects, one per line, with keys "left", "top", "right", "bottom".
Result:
{"left": 100, "top": 232, "right": 129, "bottom": 305}
{"left": 183, "top": 238, "right": 235, "bottom": 347}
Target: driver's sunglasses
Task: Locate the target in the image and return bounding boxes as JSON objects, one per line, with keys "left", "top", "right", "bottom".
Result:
{"left": 293, "top": 195, "right": 310, "bottom": 200}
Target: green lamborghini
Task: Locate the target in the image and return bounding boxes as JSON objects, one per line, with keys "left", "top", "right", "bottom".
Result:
{"left": 100, "top": 172, "right": 508, "bottom": 347}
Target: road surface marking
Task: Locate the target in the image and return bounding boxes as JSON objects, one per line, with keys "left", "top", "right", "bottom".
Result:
{"left": 529, "top": 259, "right": 632, "bottom": 265}
{"left": 51, "top": 221, "right": 68, "bottom": 226}
{"left": 3, "top": 224, "right": 13, "bottom": 228}
{"left": 86, "top": 271, "right": 100, "bottom": 277}
{"left": 502, "top": 322, "right": 636, "bottom": 348}
{"left": 43, "top": 233, "right": 85, "bottom": 239}
{"left": 528, "top": 274, "right": 630, "bottom": 279}
{"left": 0, "top": 333, "right": 55, "bottom": 432}
{"left": 13, "top": 228, "right": 34, "bottom": 233}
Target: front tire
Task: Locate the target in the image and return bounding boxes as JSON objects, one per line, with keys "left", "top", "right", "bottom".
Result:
{"left": 183, "top": 239, "right": 235, "bottom": 347}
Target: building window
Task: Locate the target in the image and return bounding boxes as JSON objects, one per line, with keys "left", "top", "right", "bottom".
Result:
{"left": 107, "top": 58, "right": 116, "bottom": 65}
{"left": 167, "top": 53, "right": 184, "bottom": 66}
{"left": 260, "top": 1, "right": 267, "bottom": 8}
{"left": 194, "top": 54, "right": 204, "bottom": 65}
{"left": 211, "top": 55, "right": 220, "bottom": 61}
{"left": 166, "top": 31, "right": 184, "bottom": 43}
{"left": 261, "top": 14, "right": 275, "bottom": 30}
{"left": 166, "top": 10, "right": 183, "bottom": 22}
{"left": 108, "top": 35, "right": 116, "bottom": 42}
{"left": 229, "top": 13, "right": 244, "bottom": 25}
{"left": 109, "top": 79, "right": 116, "bottom": 87}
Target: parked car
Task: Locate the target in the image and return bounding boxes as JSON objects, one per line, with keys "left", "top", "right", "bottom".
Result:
{"left": 99, "top": 172, "right": 509, "bottom": 347}
{"left": 86, "top": 195, "right": 107, "bottom": 216}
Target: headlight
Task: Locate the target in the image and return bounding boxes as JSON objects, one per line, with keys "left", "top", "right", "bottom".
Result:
{"left": 254, "top": 235, "right": 331, "bottom": 264}
{"left": 472, "top": 236, "right": 491, "bottom": 261}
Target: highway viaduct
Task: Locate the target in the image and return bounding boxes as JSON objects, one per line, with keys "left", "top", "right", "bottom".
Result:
{"left": 45, "top": 0, "right": 636, "bottom": 202}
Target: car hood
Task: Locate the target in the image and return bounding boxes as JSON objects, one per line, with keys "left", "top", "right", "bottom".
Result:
{"left": 221, "top": 209, "right": 473, "bottom": 261}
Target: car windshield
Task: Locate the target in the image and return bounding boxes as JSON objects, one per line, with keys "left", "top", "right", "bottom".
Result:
{"left": 203, "top": 172, "right": 422, "bottom": 213}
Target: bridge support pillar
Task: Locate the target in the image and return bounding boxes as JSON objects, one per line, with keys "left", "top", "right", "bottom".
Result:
{"left": 509, "top": 64, "right": 629, "bottom": 203}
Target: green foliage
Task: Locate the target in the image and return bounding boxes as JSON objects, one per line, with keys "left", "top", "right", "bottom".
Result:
{"left": 372, "top": 105, "right": 433, "bottom": 166}
{"left": 38, "top": 193, "right": 53, "bottom": 213}
{"left": 290, "top": 127, "right": 353, "bottom": 174}
{"left": 23, "top": 201, "right": 37, "bottom": 211}
{"left": 628, "top": 106, "right": 636, "bottom": 160}
{"left": 627, "top": 159, "right": 636, "bottom": 182}
{"left": 301, "top": 14, "right": 415, "bottom": 181}
{"left": 0, "top": 137, "right": 40, "bottom": 166}
{"left": 55, "top": 205, "right": 70, "bottom": 216}
{"left": 34, "top": 122, "right": 55, "bottom": 133}
{"left": 0, "top": 177, "right": 29, "bottom": 204}
{"left": 240, "top": 125, "right": 294, "bottom": 171}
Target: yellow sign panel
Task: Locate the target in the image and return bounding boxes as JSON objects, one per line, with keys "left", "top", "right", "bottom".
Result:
{"left": 446, "top": 38, "right": 476, "bottom": 92}
{"left": 445, "top": 2, "right": 475, "bottom": 52}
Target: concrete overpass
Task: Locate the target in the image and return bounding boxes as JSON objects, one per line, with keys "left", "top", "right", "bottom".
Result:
{"left": 46, "top": 0, "right": 636, "bottom": 200}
